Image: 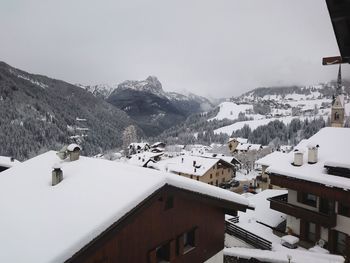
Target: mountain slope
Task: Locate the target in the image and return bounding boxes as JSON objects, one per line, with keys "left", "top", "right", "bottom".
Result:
{"left": 0, "top": 62, "right": 137, "bottom": 160}
{"left": 106, "top": 76, "right": 213, "bottom": 136}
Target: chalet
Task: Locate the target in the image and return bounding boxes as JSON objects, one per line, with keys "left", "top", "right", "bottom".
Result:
{"left": 154, "top": 155, "right": 236, "bottom": 186}
{"left": 227, "top": 138, "right": 248, "bottom": 153}
{"left": 0, "top": 150, "right": 251, "bottom": 263}
{"left": 129, "top": 142, "right": 150, "bottom": 154}
{"left": 0, "top": 156, "right": 20, "bottom": 172}
{"left": 267, "top": 128, "right": 350, "bottom": 260}
{"left": 150, "top": 142, "right": 166, "bottom": 153}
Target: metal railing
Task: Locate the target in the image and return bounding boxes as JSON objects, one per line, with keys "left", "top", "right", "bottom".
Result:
{"left": 225, "top": 221, "right": 272, "bottom": 250}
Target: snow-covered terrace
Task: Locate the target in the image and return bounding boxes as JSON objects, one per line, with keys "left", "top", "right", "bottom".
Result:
{"left": 0, "top": 151, "right": 251, "bottom": 263}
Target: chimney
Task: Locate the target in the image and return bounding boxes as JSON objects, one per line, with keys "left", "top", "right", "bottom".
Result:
{"left": 52, "top": 164, "right": 63, "bottom": 186}
{"left": 307, "top": 144, "right": 319, "bottom": 164}
{"left": 67, "top": 144, "right": 81, "bottom": 161}
{"left": 293, "top": 150, "right": 303, "bottom": 166}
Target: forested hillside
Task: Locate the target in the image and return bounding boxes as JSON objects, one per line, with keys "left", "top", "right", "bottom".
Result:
{"left": 0, "top": 62, "right": 137, "bottom": 160}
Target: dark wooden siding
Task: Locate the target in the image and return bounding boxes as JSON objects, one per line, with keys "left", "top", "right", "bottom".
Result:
{"left": 68, "top": 186, "right": 225, "bottom": 263}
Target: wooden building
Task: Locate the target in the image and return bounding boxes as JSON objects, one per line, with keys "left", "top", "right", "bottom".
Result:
{"left": 155, "top": 155, "right": 236, "bottom": 187}
{"left": 0, "top": 151, "right": 250, "bottom": 263}
{"left": 266, "top": 128, "right": 350, "bottom": 260}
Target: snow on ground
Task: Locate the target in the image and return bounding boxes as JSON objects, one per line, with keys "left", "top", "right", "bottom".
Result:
{"left": 209, "top": 102, "right": 257, "bottom": 121}
{"left": 235, "top": 170, "right": 259, "bottom": 183}
{"left": 224, "top": 246, "right": 344, "bottom": 263}
{"left": 214, "top": 115, "right": 327, "bottom": 136}
{"left": 238, "top": 189, "right": 287, "bottom": 228}
{"left": 0, "top": 151, "right": 251, "bottom": 263}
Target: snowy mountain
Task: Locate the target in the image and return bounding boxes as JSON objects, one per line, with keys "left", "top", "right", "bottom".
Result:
{"left": 106, "top": 76, "right": 213, "bottom": 136}
{"left": 0, "top": 61, "right": 137, "bottom": 160}
{"left": 76, "top": 83, "right": 117, "bottom": 99}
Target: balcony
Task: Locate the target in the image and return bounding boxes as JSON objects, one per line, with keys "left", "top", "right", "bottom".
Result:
{"left": 268, "top": 194, "right": 336, "bottom": 228}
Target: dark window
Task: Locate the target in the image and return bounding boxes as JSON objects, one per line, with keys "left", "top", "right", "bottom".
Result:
{"left": 307, "top": 222, "right": 317, "bottom": 242}
{"left": 196, "top": 176, "right": 199, "bottom": 181}
{"left": 165, "top": 196, "right": 174, "bottom": 210}
{"left": 210, "top": 174, "right": 212, "bottom": 179}
{"left": 335, "top": 112, "right": 340, "bottom": 121}
{"left": 338, "top": 202, "right": 350, "bottom": 217}
{"left": 335, "top": 231, "right": 347, "bottom": 255}
{"left": 216, "top": 180, "right": 218, "bottom": 186}
{"left": 190, "top": 175, "right": 193, "bottom": 179}
{"left": 183, "top": 229, "right": 196, "bottom": 253}
{"left": 156, "top": 242, "right": 170, "bottom": 262}
{"left": 298, "top": 192, "right": 317, "bottom": 207}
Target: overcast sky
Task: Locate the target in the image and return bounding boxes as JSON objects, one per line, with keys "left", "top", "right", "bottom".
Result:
{"left": 0, "top": 0, "right": 348, "bottom": 97}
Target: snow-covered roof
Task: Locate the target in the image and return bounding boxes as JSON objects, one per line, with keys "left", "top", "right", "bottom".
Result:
{"left": 151, "top": 142, "right": 165, "bottom": 148}
{"left": 236, "top": 143, "right": 262, "bottom": 151}
{"left": 129, "top": 142, "right": 149, "bottom": 149}
{"left": 255, "top": 151, "right": 288, "bottom": 167}
{"left": 192, "top": 152, "right": 241, "bottom": 165}
{"left": 229, "top": 137, "right": 248, "bottom": 144}
{"left": 0, "top": 151, "right": 250, "bottom": 263}
{"left": 0, "top": 156, "right": 20, "bottom": 169}
{"left": 127, "top": 151, "right": 163, "bottom": 167}
{"left": 224, "top": 247, "right": 344, "bottom": 263}
{"left": 154, "top": 155, "right": 233, "bottom": 177}
{"left": 67, "top": 143, "right": 81, "bottom": 152}
{"left": 268, "top": 127, "right": 350, "bottom": 190}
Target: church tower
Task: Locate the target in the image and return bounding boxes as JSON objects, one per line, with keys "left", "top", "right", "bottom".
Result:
{"left": 331, "top": 65, "right": 345, "bottom": 127}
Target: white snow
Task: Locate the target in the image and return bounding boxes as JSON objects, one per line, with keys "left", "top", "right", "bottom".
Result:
{"left": 255, "top": 151, "right": 288, "bottom": 167}
{"left": 209, "top": 102, "right": 254, "bottom": 121}
{"left": 281, "top": 235, "right": 299, "bottom": 245}
{"left": 268, "top": 127, "right": 350, "bottom": 190}
{"left": 0, "top": 151, "right": 250, "bottom": 263}
{"left": 237, "top": 189, "right": 287, "bottom": 228}
{"left": 224, "top": 246, "right": 344, "bottom": 263}
{"left": 214, "top": 116, "right": 325, "bottom": 136}
{"left": 154, "top": 155, "right": 227, "bottom": 177}
{"left": 0, "top": 156, "right": 20, "bottom": 169}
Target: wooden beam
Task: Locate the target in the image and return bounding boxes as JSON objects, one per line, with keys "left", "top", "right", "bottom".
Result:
{"left": 322, "top": 56, "right": 343, "bottom": 65}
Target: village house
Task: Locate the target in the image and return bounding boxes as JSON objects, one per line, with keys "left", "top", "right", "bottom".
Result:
{"left": 0, "top": 156, "right": 20, "bottom": 172}
{"left": 227, "top": 137, "right": 248, "bottom": 154}
{"left": 154, "top": 155, "right": 236, "bottom": 187}
{"left": 129, "top": 142, "right": 150, "bottom": 154}
{"left": 0, "top": 149, "right": 251, "bottom": 263}
{"left": 255, "top": 151, "right": 288, "bottom": 190}
{"left": 267, "top": 127, "right": 350, "bottom": 260}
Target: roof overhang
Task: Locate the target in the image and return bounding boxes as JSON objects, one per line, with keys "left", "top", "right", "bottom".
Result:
{"left": 323, "top": 0, "right": 350, "bottom": 65}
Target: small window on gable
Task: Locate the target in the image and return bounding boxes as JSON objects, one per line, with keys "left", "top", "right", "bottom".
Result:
{"left": 183, "top": 228, "right": 196, "bottom": 253}
{"left": 165, "top": 196, "right": 174, "bottom": 210}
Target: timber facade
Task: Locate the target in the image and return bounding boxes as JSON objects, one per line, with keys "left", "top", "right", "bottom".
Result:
{"left": 269, "top": 174, "right": 350, "bottom": 260}
{"left": 67, "top": 185, "right": 247, "bottom": 263}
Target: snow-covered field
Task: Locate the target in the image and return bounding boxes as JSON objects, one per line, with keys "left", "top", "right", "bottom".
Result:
{"left": 210, "top": 96, "right": 335, "bottom": 136}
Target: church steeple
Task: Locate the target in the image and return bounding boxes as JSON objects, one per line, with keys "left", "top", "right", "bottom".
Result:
{"left": 331, "top": 64, "right": 345, "bottom": 127}
{"left": 336, "top": 64, "right": 342, "bottom": 96}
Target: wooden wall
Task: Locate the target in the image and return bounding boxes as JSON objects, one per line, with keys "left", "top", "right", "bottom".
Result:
{"left": 68, "top": 186, "right": 225, "bottom": 263}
